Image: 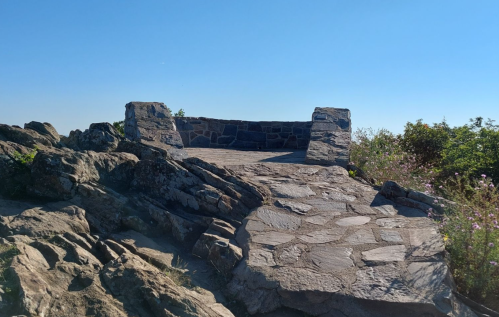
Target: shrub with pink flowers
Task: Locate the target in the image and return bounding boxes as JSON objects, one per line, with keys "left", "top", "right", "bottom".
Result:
{"left": 439, "top": 174, "right": 499, "bottom": 302}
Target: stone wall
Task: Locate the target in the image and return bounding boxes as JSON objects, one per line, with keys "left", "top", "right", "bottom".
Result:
{"left": 175, "top": 117, "right": 312, "bottom": 149}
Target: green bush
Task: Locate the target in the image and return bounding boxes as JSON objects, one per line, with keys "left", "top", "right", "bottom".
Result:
{"left": 350, "top": 128, "right": 433, "bottom": 191}
{"left": 113, "top": 121, "right": 125, "bottom": 136}
{"left": 174, "top": 108, "right": 185, "bottom": 117}
{"left": 400, "top": 119, "right": 451, "bottom": 166}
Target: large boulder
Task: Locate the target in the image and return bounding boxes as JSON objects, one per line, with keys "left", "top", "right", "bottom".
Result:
{"left": 0, "top": 123, "right": 53, "bottom": 148}
{"left": 28, "top": 147, "right": 138, "bottom": 200}
{"left": 124, "top": 101, "right": 188, "bottom": 160}
{"left": 24, "top": 121, "right": 61, "bottom": 146}
{"left": 63, "top": 122, "right": 123, "bottom": 152}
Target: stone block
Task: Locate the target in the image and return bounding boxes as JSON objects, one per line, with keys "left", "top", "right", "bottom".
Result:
{"left": 190, "top": 136, "right": 210, "bottom": 147}
{"left": 267, "top": 139, "right": 285, "bottom": 148}
{"left": 248, "top": 122, "right": 262, "bottom": 132}
{"left": 222, "top": 124, "right": 238, "bottom": 136}
{"left": 237, "top": 131, "right": 266, "bottom": 143}
{"left": 210, "top": 131, "right": 217, "bottom": 144}
{"left": 217, "top": 135, "right": 235, "bottom": 145}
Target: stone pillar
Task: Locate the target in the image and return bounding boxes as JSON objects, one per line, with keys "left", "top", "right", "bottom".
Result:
{"left": 124, "top": 102, "right": 187, "bottom": 160}
{"left": 304, "top": 107, "right": 351, "bottom": 167}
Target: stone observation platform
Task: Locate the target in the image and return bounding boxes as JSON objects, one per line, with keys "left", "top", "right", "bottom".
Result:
{"left": 0, "top": 102, "right": 479, "bottom": 317}
{"left": 186, "top": 148, "right": 474, "bottom": 316}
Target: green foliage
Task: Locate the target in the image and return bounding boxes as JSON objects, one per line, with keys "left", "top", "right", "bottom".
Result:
{"left": 400, "top": 119, "right": 451, "bottom": 166}
{"left": 353, "top": 116, "right": 499, "bottom": 307}
{"left": 174, "top": 108, "right": 185, "bottom": 117}
{"left": 113, "top": 120, "right": 125, "bottom": 136}
{"left": 439, "top": 175, "right": 499, "bottom": 300}
{"left": 440, "top": 120, "right": 499, "bottom": 184}
{"left": 350, "top": 128, "right": 433, "bottom": 190}
{"left": 348, "top": 170, "right": 357, "bottom": 178}
{"left": 12, "top": 146, "right": 38, "bottom": 166}
{"left": 0, "top": 244, "right": 19, "bottom": 300}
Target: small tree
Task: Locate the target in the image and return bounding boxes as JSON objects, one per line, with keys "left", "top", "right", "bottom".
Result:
{"left": 113, "top": 121, "right": 125, "bottom": 136}
{"left": 174, "top": 109, "right": 185, "bottom": 117}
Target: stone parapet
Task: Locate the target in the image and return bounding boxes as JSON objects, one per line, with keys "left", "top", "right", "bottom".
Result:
{"left": 175, "top": 117, "right": 312, "bottom": 149}
{"left": 305, "top": 107, "right": 351, "bottom": 167}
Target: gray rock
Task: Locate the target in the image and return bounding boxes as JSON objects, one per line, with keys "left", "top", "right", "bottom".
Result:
{"left": 270, "top": 184, "right": 316, "bottom": 198}
{"left": 256, "top": 208, "right": 301, "bottom": 230}
{"left": 276, "top": 200, "right": 313, "bottom": 215}
{"left": 362, "top": 245, "right": 407, "bottom": 262}
{"left": 380, "top": 181, "right": 408, "bottom": 198}
{"left": 298, "top": 228, "right": 346, "bottom": 244}
{"left": 345, "top": 229, "right": 377, "bottom": 245}
{"left": 277, "top": 267, "right": 343, "bottom": 292}
{"left": 306, "top": 246, "right": 354, "bottom": 272}
{"left": 248, "top": 249, "right": 277, "bottom": 267}
{"left": 252, "top": 232, "right": 295, "bottom": 246}
{"left": 409, "top": 228, "right": 445, "bottom": 256}
{"left": 124, "top": 102, "right": 185, "bottom": 154}
{"left": 350, "top": 204, "right": 377, "bottom": 215}
{"left": 305, "top": 199, "right": 346, "bottom": 212}
{"left": 380, "top": 230, "right": 404, "bottom": 243}
{"left": 335, "top": 216, "right": 371, "bottom": 226}
{"left": 24, "top": 121, "right": 60, "bottom": 145}
{"left": 64, "top": 122, "right": 123, "bottom": 152}
{"left": 304, "top": 213, "right": 339, "bottom": 225}
{"left": 376, "top": 217, "right": 409, "bottom": 228}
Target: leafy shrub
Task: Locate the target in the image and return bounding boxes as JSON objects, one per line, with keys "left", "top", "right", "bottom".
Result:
{"left": 350, "top": 128, "right": 433, "bottom": 191}
{"left": 400, "top": 119, "right": 451, "bottom": 166}
{"left": 440, "top": 120, "right": 499, "bottom": 184}
{"left": 439, "top": 174, "right": 499, "bottom": 301}
{"left": 113, "top": 121, "right": 125, "bottom": 136}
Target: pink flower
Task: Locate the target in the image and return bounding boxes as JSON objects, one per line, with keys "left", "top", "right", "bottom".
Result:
{"left": 440, "top": 204, "right": 445, "bottom": 207}
{"left": 439, "top": 185, "right": 443, "bottom": 189}
{"left": 455, "top": 172, "right": 459, "bottom": 176}
{"left": 491, "top": 261, "right": 498, "bottom": 266}
{"left": 482, "top": 174, "right": 487, "bottom": 178}
{"left": 489, "top": 243, "right": 495, "bottom": 247}
{"left": 490, "top": 184, "right": 495, "bottom": 188}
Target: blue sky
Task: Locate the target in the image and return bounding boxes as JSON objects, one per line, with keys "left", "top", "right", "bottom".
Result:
{"left": 1, "top": 0, "right": 498, "bottom": 135}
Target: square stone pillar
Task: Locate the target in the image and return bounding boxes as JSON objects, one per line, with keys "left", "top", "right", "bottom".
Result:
{"left": 304, "top": 107, "right": 351, "bottom": 167}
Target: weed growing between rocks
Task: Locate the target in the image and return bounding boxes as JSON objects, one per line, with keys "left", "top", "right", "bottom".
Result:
{"left": 12, "top": 146, "right": 38, "bottom": 168}
{"left": 0, "top": 243, "right": 19, "bottom": 306}
{"left": 163, "top": 257, "right": 194, "bottom": 289}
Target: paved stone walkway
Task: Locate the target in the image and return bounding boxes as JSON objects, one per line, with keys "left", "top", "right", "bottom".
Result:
{"left": 186, "top": 148, "right": 306, "bottom": 165}
{"left": 186, "top": 148, "right": 476, "bottom": 317}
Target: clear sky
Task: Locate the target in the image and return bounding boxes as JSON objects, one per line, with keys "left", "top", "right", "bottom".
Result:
{"left": 1, "top": 0, "right": 498, "bottom": 135}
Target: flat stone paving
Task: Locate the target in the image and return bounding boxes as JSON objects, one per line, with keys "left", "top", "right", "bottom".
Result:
{"left": 186, "top": 148, "right": 476, "bottom": 317}
{"left": 186, "top": 148, "right": 306, "bottom": 165}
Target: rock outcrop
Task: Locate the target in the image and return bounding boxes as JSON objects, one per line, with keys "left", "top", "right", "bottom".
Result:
{"left": 125, "top": 101, "right": 188, "bottom": 160}
{"left": 0, "top": 106, "right": 485, "bottom": 317}
{"left": 0, "top": 115, "right": 268, "bottom": 316}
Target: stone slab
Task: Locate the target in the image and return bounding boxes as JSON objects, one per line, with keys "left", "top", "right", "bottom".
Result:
{"left": 270, "top": 184, "right": 316, "bottom": 199}
{"left": 307, "top": 246, "right": 354, "bottom": 272}
{"left": 345, "top": 229, "right": 377, "bottom": 245}
{"left": 256, "top": 208, "right": 301, "bottom": 230}
{"left": 252, "top": 232, "right": 295, "bottom": 246}
{"left": 298, "top": 228, "right": 347, "bottom": 244}
{"left": 335, "top": 216, "right": 371, "bottom": 227}
{"left": 380, "top": 230, "right": 404, "bottom": 243}
{"left": 362, "top": 245, "right": 407, "bottom": 262}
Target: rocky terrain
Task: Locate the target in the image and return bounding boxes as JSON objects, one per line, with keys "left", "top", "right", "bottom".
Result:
{"left": 0, "top": 104, "right": 484, "bottom": 316}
